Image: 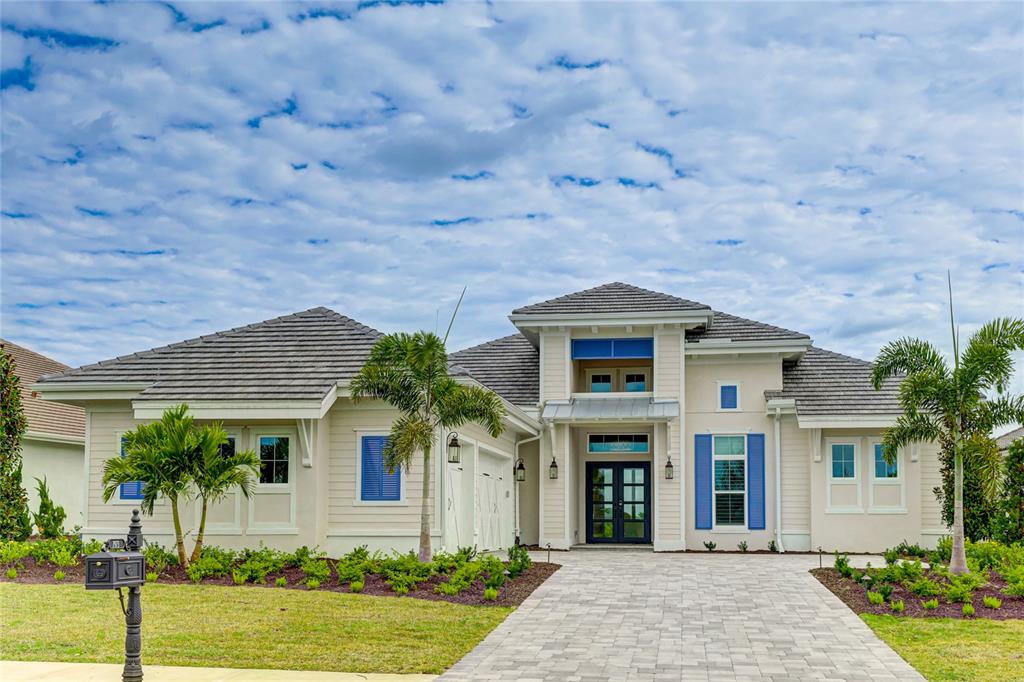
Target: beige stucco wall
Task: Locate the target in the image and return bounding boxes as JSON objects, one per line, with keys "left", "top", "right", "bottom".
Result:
{"left": 22, "top": 437, "right": 85, "bottom": 532}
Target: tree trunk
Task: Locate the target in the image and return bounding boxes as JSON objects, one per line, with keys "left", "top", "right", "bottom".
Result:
{"left": 190, "top": 499, "right": 208, "bottom": 564}
{"left": 170, "top": 497, "right": 188, "bottom": 569}
{"left": 949, "top": 449, "right": 968, "bottom": 574}
{"left": 418, "top": 445, "right": 432, "bottom": 563}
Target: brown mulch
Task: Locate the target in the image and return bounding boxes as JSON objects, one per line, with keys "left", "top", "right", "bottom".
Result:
{"left": 811, "top": 567, "right": 1024, "bottom": 620}
{"left": 2, "top": 557, "right": 559, "bottom": 608}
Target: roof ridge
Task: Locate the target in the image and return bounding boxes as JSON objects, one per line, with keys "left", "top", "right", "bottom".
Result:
{"left": 1, "top": 339, "right": 72, "bottom": 372}
{"left": 511, "top": 281, "right": 710, "bottom": 314}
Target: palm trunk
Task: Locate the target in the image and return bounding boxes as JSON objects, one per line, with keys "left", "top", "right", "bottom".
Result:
{"left": 418, "top": 444, "right": 432, "bottom": 563}
{"left": 949, "top": 449, "right": 968, "bottom": 574}
{"left": 190, "top": 499, "right": 208, "bottom": 564}
{"left": 170, "top": 497, "right": 188, "bottom": 569}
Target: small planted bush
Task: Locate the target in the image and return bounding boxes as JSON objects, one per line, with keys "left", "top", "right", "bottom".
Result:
{"left": 275, "top": 577, "right": 287, "bottom": 587}
{"left": 921, "top": 598, "right": 939, "bottom": 610}
{"left": 962, "top": 604, "right": 975, "bottom": 617}
{"left": 306, "top": 578, "right": 320, "bottom": 590}
{"left": 349, "top": 579, "right": 364, "bottom": 593}
{"left": 768, "top": 539, "right": 778, "bottom": 553}
{"left": 737, "top": 541, "right": 748, "bottom": 553}
{"left": 146, "top": 572, "right": 158, "bottom": 583}
{"left": 890, "top": 599, "right": 905, "bottom": 613}
{"left": 436, "top": 561, "right": 482, "bottom": 596}
{"left": 32, "top": 477, "right": 67, "bottom": 539}
{"left": 143, "top": 542, "right": 176, "bottom": 576}
{"left": 834, "top": 553, "right": 853, "bottom": 579}
{"left": 867, "top": 590, "right": 885, "bottom": 605}
{"left": 232, "top": 570, "right": 247, "bottom": 586}
{"left": 234, "top": 545, "right": 288, "bottom": 584}
{"left": 877, "top": 583, "right": 894, "bottom": 601}
{"left": 483, "top": 587, "right": 498, "bottom": 601}
{"left": 703, "top": 541, "right": 717, "bottom": 551}
{"left": 300, "top": 556, "right": 331, "bottom": 586}
{"left": 506, "top": 544, "right": 532, "bottom": 578}
{"left": 53, "top": 570, "right": 66, "bottom": 581}
{"left": 906, "top": 578, "right": 943, "bottom": 598}
{"left": 983, "top": 596, "right": 1002, "bottom": 609}
{"left": 883, "top": 548, "right": 900, "bottom": 566}
{"left": 6, "top": 567, "right": 17, "bottom": 579}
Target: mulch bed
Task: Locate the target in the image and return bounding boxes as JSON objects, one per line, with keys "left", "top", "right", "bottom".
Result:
{"left": 812, "top": 567, "right": 1024, "bottom": 620}
{"left": 2, "top": 556, "right": 559, "bottom": 608}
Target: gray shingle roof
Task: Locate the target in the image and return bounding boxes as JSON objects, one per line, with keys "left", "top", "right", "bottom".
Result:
{"left": 511, "top": 282, "right": 710, "bottom": 315}
{"left": 688, "top": 311, "right": 809, "bottom": 343}
{"left": 449, "top": 334, "right": 539, "bottom": 407}
{"left": 36, "top": 307, "right": 382, "bottom": 401}
{"left": 3, "top": 340, "right": 85, "bottom": 439}
{"left": 766, "top": 346, "right": 902, "bottom": 416}
{"left": 996, "top": 427, "right": 1024, "bottom": 451}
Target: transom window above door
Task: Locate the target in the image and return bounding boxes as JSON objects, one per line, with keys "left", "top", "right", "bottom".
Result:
{"left": 588, "top": 433, "right": 650, "bottom": 453}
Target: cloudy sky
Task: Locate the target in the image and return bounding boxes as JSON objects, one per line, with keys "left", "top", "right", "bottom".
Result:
{"left": 2, "top": 1, "right": 1022, "bottom": 392}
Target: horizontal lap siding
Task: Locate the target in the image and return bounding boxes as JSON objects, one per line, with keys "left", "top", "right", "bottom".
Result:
{"left": 541, "top": 333, "right": 567, "bottom": 401}
{"left": 780, "top": 416, "right": 810, "bottom": 531}
{"left": 656, "top": 333, "right": 682, "bottom": 539}
{"left": 919, "top": 442, "right": 944, "bottom": 530}
{"left": 542, "top": 426, "right": 564, "bottom": 538}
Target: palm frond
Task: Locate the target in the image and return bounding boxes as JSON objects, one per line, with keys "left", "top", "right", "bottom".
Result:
{"left": 881, "top": 413, "right": 942, "bottom": 458}
{"left": 970, "top": 317, "right": 1024, "bottom": 351}
{"left": 974, "top": 394, "right": 1024, "bottom": 434}
{"left": 871, "top": 337, "right": 947, "bottom": 390}
{"left": 896, "top": 369, "right": 954, "bottom": 417}
{"left": 350, "top": 364, "right": 422, "bottom": 412}
{"left": 435, "top": 384, "right": 506, "bottom": 437}
{"left": 962, "top": 432, "right": 1003, "bottom": 500}
{"left": 384, "top": 414, "right": 434, "bottom": 473}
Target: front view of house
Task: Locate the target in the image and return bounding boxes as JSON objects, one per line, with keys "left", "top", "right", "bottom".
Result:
{"left": 35, "top": 283, "right": 945, "bottom": 554}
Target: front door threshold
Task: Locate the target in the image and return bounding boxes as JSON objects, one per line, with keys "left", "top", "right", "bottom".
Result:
{"left": 571, "top": 543, "right": 654, "bottom": 550}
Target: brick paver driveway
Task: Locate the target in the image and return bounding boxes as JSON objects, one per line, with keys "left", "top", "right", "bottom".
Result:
{"left": 441, "top": 550, "right": 922, "bottom": 682}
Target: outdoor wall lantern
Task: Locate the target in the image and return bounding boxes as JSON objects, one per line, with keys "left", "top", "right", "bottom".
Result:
{"left": 446, "top": 432, "right": 461, "bottom": 464}
{"left": 664, "top": 455, "right": 674, "bottom": 480}
{"left": 548, "top": 455, "right": 558, "bottom": 479}
{"left": 514, "top": 457, "right": 526, "bottom": 482}
{"left": 84, "top": 509, "right": 145, "bottom": 682}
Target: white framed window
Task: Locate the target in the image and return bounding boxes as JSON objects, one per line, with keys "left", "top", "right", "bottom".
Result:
{"left": 195, "top": 431, "right": 243, "bottom": 534}
{"left": 585, "top": 369, "right": 614, "bottom": 393}
{"left": 622, "top": 368, "right": 650, "bottom": 393}
{"left": 868, "top": 440, "right": 906, "bottom": 514}
{"left": 717, "top": 381, "right": 740, "bottom": 411}
{"left": 872, "top": 443, "right": 899, "bottom": 479}
{"left": 712, "top": 434, "right": 746, "bottom": 527}
{"left": 830, "top": 443, "right": 857, "bottom": 480}
{"left": 826, "top": 438, "right": 862, "bottom": 513}
{"left": 254, "top": 433, "right": 293, "bottom": 487}
{"left": 587, "top": 433, "right": 650, "bottom": 453}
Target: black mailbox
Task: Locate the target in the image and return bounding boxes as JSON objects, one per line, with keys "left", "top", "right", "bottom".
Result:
{"left": 85, "top": 543, "right": 145, "bottom": 590}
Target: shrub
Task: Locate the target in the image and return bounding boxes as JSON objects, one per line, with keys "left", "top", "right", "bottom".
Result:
{"left": 703, "top": 541, "right": 717, "bottom": 551}
{"left": 49, "top": 544, "right": 78, "bottom": 569}
{"left": 834, "top": 553, "right": 853, "bottom": 578}
{"left": 1, "top": 540, "right": 31, "bottom": 568}
{"left": 53, "top": 570, "right": 65, "bottom": 581}
{"left": 768, "top": 539, "right": 778, "bottom": 553}
{"left": 946, "top": 583, "right": 973, "bottom": 603}
{"left": 983, "top": 596, "right": 1002, "bottom": 609}
{"left": 867, "top": 590, "right": 885, "bottom": 605}
{"left": 436, "top": 561, "right": 483, "bottom": 596}
{"left": 335, "top": 545, "right": 378, "bottom": 584}
{"left": 883, "top": 548, "right": 900, "bottom": 566}
{"left": 146, "top": 572, "right": 158, "bottom": 583}
{"left": 232, "top": 569, "right": 247, "bottom": 585}
{"left": 1002, "top": 581, "right": 1024, "bottom": 598}
{"left": 737, "top": 541, "right": 748, "bottom": 553}
{"left": 456, "top": 546, "right": 478, "bottom": 563}
{"left": 483, "top": 587, "right": 498, "bottom": 601}
{"left": 143, "top": 542, "right": 177, "bottom": 575}
{"left": 931, "top": 536, "right": 953, "bottom": 565}
{"left": 922, "top": 598, "right": 939, "bottom": 610}
{"left": 32, "top": 478, "right": 66, "bottom": 539}
{"left": 962, "top": 604, "right": 975, "bottom": 617}
{"left": 82, "top": 539, "right": 103, "bottom": 555}
{"left": 506, "top": 544, "right": 532, "bottom": 578}
{"left": 877, "top": 583, "right": 894, "bottom": 601}
{"left": 996, "top": 439, "right": 1024, "bottom": 543}
{"left": 890, "top": 599, "right": 904, "bottom": 613}
{"left": 306, "top": 578, "right": 320, "bottom": 590}
{"left": 300, "top": 557, "right": 331, "bottom": 586}
{"left": 6, "top": 567, "right": 16, "bottom": 579}
{"left": 967, "top": 540, "right": 1006, "bottom": 571}
{"left": 906, "top": 578, "right": 943, "bottom": 598}
{"left": 892, "top": 540, "right": 928, "bottom": 558}
{"left": 275, "top": 577, "right": 287, "bottom": 587}
{"left": 186, "top": 546, "right": 236, "bottom": 583}
{"left": 480, "top": 555, "right": 506, "bottom": 591}
{"left": 349, "top": 579, "right": 364, "bottom": 593}
{"left": 289, "top": 546, "right": 318, "bottom": 567}
{"left": 235, "top": 545, "right": 288, "bottom": 584}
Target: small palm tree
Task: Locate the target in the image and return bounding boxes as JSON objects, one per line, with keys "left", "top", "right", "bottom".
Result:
{"left": 189, "top": 423, "right": 259, "bottom": 563}
{"left": 872, "top": 286, "right": 1024, "bottom": 574}
{"left": 351, "top": 331, "right": 506, "bottom": 562}
{"left": 103, "top": 404, "right": 195, "bottom": 566}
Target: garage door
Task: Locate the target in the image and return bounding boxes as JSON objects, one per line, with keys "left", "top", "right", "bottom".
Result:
{"left": 475, "top": 451, "right": 511, "bottom": 551}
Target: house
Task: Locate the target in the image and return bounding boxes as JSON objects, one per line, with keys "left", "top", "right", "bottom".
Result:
{"left": 997, "top": 427, "right": 1024, "bottom": 452}
{"left": 33, "top": 282, "right": 945, "bottom": 553}
{"left": 3, "top": 340, "right": 86, "bottom": 531}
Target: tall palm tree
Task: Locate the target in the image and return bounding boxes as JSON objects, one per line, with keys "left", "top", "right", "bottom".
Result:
{"left": 188, "top": 422, "right": 259, "bottom": 563}
{"left": 351, "top": 331, "right": 506, "bottom": 562}
{"left": 871, "top": 288, "right": 1024, "bottom": 573}
{"left": 103, "top": 404, "right": 195, "bottom": 566}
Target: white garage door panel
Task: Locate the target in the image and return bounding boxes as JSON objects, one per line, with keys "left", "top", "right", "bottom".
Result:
{"left": 475, "top": 451, "right": 511, "bottom": 551}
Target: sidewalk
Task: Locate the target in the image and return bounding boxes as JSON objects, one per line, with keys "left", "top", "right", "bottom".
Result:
{"left": 0, "top": 661, "right": 436, "bottom": 681}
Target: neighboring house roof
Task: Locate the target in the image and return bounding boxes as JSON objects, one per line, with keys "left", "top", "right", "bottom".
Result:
{"left": 449, "top": 334, "right": 539, "bottom": 407}
{"left": 766, "top": 346, "right": 902, "bottom": 416}
{"left": 2, "top": 339, "right": 85, "bottom": 440}
{"left": 687, "top": 311, "right": 810, "bottom": 343}
{"left": 35, "top": 308, "right": 382, "bottom": 401}
{"left": 511, "top": 282, "right": 710, "bottom": 315}
{"left": 996, "top": 427, "right": 1024, "bottom": 451}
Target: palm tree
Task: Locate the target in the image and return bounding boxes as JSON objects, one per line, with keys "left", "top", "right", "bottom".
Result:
{"left": 188, "top": 422, "right": 259, "bottom": 563}
{"left": 103, "top": 404, "right": 195, "bottom": 566}
{"left": 871, "top": 285, "right": 1024, "bottom": 574}
{"left": 351, "top": 331, "right": 506, "bottom": 562}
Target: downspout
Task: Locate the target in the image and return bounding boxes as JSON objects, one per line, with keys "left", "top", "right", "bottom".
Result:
{"left": 773, "top": 407, "right": 786, "bottom": 553}
{"left": 514, "top": 433, "right": 542, "bottom": 545}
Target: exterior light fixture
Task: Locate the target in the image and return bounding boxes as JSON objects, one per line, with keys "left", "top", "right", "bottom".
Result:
{"left": 664, "top": 456, "right": 674, "bottom": 480}
{"left": 515, "top": 458, "right": 526, "bottom": 482}
{"left": 446, "top": 432, "right": 461, "bottom": 464}
{"left": 548, "top": 455, "right": 558, "bottom": 480}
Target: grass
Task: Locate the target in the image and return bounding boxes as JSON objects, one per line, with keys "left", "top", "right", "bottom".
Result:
{"left": 863, "top": 615, "right": 1024, "bottom": 682}
{"left": 0, "top": 583, "right": 511, "bottom": 674}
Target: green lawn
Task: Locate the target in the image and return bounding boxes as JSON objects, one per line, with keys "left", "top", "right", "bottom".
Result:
{"left": 0, "top": 583, "right": 511, "bottom": 674}
{"left": 863, "top": 615, "right": 1024, "bottom": 682}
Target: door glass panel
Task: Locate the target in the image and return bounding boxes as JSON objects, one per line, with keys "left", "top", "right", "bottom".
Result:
{"left": 592, "top": 467, "right": 613, "bottom": 484}
{"left": 592, "top": 485, "right": 614, "bottom": 502}
{"left": 622, "top": 521, "right": 644, "bottom": 538}
{"left": 593, "top": 503, "right": 613, "bottom": 520}
{"left": 624, "top": 467, "right": 645, "bottom": 484}
{"left": 592, "top": 521, "right": 613, "bottom": 538}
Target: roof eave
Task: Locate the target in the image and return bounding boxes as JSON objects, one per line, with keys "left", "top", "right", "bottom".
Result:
{"left": 796, "top": 414, "right": 902, "bottom": 429}
{"left": 509, "top": 309, "right": 713, "bottom": 329}
{"left": 32, "top": 382, "right": 152, "bottom": 404}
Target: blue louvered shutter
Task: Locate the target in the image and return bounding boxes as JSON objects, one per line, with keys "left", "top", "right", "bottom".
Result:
{"left": 119, "top": 436, "right": 145, "bottom": 500}
{"left": 747, "top": 434, "right": 766, "bottom": 530}
{"left": 361, "top": 435, "right": 400, "bottom": 501}
{"left": 695, "top": 434, "right": 712, "bottom": 529}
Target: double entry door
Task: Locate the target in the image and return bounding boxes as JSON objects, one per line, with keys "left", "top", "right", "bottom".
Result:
{"left": 586, "top": 462, "right": 651, "bottom": 544}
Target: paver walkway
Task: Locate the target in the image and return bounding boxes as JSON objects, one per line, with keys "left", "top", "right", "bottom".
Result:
{"left": 441, "top": 550, "right": 922, "bottom": 682}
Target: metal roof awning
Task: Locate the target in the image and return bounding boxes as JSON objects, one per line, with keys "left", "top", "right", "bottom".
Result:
{"left": 542, "top": 397, "right": 680, "bottom": 422}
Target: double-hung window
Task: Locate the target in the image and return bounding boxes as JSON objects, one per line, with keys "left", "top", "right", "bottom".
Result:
{"left": 118, "top": 435, "right": 145, "bottom": 501}
{"left": 831, "top": 443, "right": 856, "bottom": 479}
{"left": 258, "top": 436, "right": 290, "bottom": 484}
{"left": 360, "top": 435, "right": 401, "bottom": 502}
{"left": 873, "top": 444, "right": 898, "bottom": 479}
{"left": 713, "top": 435, "right": 745, "bottom": 526}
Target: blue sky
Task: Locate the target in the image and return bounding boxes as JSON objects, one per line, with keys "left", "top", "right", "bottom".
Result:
{"left": 1, "top": 1, "right": 1022, "bottom": 397}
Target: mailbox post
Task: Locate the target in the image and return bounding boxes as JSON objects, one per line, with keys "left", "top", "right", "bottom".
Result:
{"left": 85, "top": 509, "right": 146, "bottom": 682}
